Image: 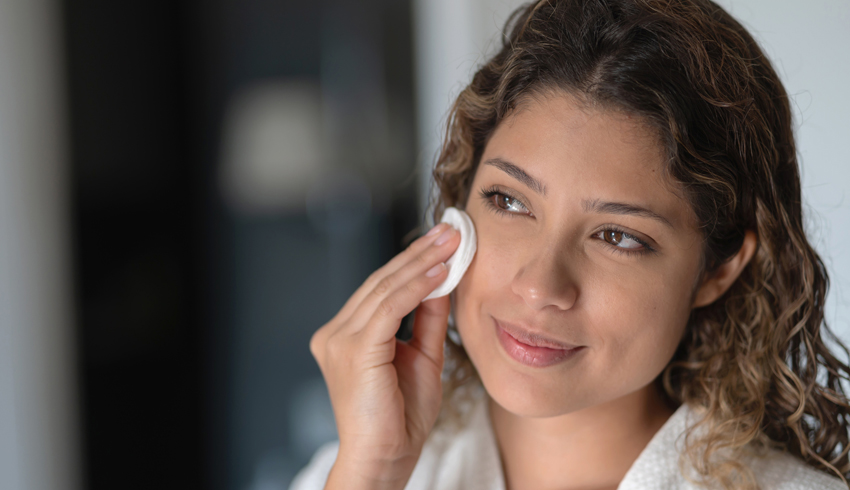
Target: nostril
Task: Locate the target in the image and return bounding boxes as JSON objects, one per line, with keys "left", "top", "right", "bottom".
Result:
{"left": 511, "top": 260, "right": 578, "bottom": 312}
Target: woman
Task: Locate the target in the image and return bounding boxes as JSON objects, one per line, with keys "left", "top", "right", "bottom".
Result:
{"left": 292, "top": 0, "right": 850, "bottom": 488}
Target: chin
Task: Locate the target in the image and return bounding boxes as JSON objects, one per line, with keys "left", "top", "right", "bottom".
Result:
{"left": 473, "top": 357, "right": 598, "bottom": 418}
{"left": 482, "top": 370, "right": 593, "bottom": 418}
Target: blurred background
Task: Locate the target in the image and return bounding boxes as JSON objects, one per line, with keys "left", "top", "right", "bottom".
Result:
{"left": 0, "top": 0, "right": 847, "bottom": 489}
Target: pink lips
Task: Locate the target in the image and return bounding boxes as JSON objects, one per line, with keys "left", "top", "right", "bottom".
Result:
{"left": 494, "top": 317, "right": 584, "bottom": 368}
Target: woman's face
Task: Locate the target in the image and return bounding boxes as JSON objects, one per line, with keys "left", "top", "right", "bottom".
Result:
{"left": 454, "top": 92, "right": 704, "bottom": 417}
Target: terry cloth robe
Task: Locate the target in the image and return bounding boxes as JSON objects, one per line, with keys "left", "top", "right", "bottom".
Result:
{"left": 289, "top": 394, "right": 847, "bottom": 490}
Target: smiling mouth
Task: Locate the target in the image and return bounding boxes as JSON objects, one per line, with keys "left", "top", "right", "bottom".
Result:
{"left": 493, "top": 316, "right": 584, "bottom": 368}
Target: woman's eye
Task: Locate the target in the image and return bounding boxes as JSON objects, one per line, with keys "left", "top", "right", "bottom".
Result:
{"left": 491, "top": 193, "right": 529, "bottom": 214}
{"left": 598, "top": 230, "right": 644, "bottom": 251}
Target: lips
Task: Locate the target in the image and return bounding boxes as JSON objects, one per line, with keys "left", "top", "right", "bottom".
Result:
{"left": 494, "top": 316, "right": 584, "bottom": 368}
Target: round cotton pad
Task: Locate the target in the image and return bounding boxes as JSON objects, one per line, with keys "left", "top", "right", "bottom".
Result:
{"left": 422, "top": 207, "right": 477, "bottom": 301}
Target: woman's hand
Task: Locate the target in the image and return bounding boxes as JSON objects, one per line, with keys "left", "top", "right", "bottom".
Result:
{"left": 309, "top": 222, "right": 461, "bottom": 490}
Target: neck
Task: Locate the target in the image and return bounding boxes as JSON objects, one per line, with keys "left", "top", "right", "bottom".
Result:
{"left": 489, "top": 379, "right": 677, "bottom": 490}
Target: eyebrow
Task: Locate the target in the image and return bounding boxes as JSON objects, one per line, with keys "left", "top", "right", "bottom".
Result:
{"left": 483, "top": 158, "right": 546, "bottom": 196}
{"left": 581, "top": 198, "right": 674, "bottom": 229}
{"left": 483, "top": 157, "right": 675, "bottom": 229}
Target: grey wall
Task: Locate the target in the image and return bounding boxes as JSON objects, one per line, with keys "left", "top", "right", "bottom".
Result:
{"left": 0, "top": 0, "right": 80, "bottom": 489}
{"left": 712, "top": 0, "right": 850, "bottom": 345}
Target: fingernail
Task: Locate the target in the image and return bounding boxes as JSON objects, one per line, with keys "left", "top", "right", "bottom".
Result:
{"left": 426, "top": 262, "right": 446, "bottom": 277}
{"left": 434, "top": 227, "right": 456, "bottom": 246}
{"left": 426, "top": 223, "right": 446, "bottom": 237}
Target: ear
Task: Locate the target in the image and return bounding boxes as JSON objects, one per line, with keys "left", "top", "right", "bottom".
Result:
{"left": 692, "top": 229, "right": 758, "bottom": 308}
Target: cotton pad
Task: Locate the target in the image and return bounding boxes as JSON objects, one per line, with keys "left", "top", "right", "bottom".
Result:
{"left": 422, "top": 207, "right": 477, "bottom": 301}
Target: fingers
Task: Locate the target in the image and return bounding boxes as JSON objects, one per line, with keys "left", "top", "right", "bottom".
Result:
{"left": 329, "top": 223, "right": 452, "bottom": 327}
{"left": 358, "top": 260, "right": 447, "bottom": 345}
{"left": 407, "top": 295, "right": 451, "bottom": 366}
{"left": 311, "top": 223, "right": 459, "bottom": 370}
{"left": 344, "top": 226, "right": 460, "bottom": 337}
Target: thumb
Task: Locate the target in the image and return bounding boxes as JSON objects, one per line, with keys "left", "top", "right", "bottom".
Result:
{"left": 408, "top": 295, "right": 451, "bottom": 365}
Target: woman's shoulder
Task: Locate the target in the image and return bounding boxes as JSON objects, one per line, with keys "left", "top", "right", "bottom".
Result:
{"left": 621, "top": 402, "right": 848, "bottom": 489}
{"left": 746, "top": 446, "right": 847, "bottom": 490}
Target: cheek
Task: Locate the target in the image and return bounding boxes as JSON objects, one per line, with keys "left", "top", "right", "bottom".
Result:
{"left": 589, "top": 261, "right": 695, "bottom": 381}
{"left": 453, "top": 220, "right": 518, "bottom": 349}
{"left": 454, "top": 237, "right": 502, "bottom": 332}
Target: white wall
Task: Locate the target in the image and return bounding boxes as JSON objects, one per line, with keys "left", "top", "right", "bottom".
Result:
{"left": 413, "top": 0, "right": 528, "bottom": 212}
{"left": 0, "top": 0, "right": 81, "bottom": 489}
{"left": 712, "top": 0, "right": 850, "bottom": 345}
{"left": 414, "top": 0, "right": 850, "bottom": 344}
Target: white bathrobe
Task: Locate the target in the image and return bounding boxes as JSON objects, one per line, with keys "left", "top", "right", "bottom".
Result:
{"left": 289, "top": 394, "right": 847, "bottom": 490}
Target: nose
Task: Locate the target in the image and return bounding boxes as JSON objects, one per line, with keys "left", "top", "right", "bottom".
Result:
{"left": 510, "top": 247, "right": 578, "bottom": 311}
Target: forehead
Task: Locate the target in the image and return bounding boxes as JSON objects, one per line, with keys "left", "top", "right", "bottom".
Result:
{"left": 479, "top": 92, "right": 693, "bottom": 229}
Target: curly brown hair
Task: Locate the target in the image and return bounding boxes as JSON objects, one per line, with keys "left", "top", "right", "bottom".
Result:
{"left": 426, "top": 0, "right": 850, "bottom": 488}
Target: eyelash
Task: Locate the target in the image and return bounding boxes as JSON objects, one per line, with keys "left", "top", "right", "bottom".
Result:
{"left": 478, "top": 186, "right": 657, "bottom": 257}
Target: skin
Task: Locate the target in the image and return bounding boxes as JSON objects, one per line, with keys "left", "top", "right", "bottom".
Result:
{"left": 311, "top": 90, "right": 757, "bottom": 490}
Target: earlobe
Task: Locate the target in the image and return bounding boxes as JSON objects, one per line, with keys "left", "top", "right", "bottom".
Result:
{"left": 691, "top": 229, "right": 759, "bottom": 308}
